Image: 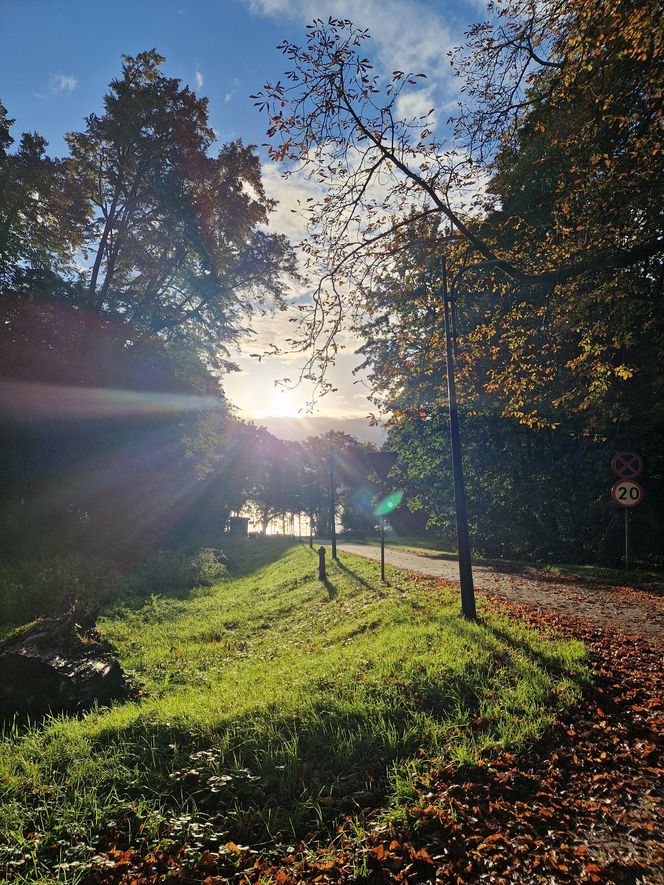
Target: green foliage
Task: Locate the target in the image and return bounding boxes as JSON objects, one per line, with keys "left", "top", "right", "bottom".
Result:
{"left": 0, "top": 51, "right": 296, "bottom": 562}
{"left": 254, "top": 5, "right": 663, "bottom": 568}
{"left": 387, "top": 410, "right": 663, "bottom": 568}
{"left": 0, "top": 555, "right": 122, "bottom": 626}
{"left": 124, "top": 547, "right": 227, "bottom": 597}
{"left": 0, "top": 541, "right": 588, "bottom": 880}
{"left": 66, "top": 51, "right": 296, "bottom": 366}
{"left": 0, "top": 547, "right": 227, "bottom": 629}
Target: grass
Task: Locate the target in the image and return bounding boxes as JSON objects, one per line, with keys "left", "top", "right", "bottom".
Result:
{"left": 361, "top": 535, "right": 664, "bottom": 592}
{"left": 0, "top": 538, "right": 589, "bottom": 882}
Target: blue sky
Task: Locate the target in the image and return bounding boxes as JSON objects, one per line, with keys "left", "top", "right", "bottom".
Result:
{"left": 1, "top": 0, "right": 486, "bottom": 430}
{"left": 1, "top": 0, "right": 298, "bottom": 153}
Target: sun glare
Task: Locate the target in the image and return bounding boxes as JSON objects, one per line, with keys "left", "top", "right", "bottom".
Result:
{"left": 269, "top": 389, "right": 300, "bottom": 417}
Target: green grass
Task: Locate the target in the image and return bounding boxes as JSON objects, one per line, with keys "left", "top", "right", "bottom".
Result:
{"left": 0, "top": 538, "right": 589, "bottom": 882}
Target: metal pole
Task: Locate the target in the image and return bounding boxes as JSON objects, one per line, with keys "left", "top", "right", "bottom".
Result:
{"left": 442, "top": 258, "right": 477, "bottom": 621}
{"left": 330, "top": 442, "right": 337, "bottom": 559}
{"left": 625, "top": 509, "right": 629, "bottom": 570}
{"left": 309, "top": 469, "right": 314, "bottom": 549}
{"left": 380, "top": 468, "right": 386, "bottom": 582}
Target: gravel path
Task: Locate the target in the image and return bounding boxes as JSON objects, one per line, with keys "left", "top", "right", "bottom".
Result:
{"left": 335, "top": 542, "right": 664, "bottom": 641}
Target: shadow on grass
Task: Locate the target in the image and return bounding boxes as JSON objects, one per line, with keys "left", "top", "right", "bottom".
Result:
{"left": 223, "top": 537, "right": 300, "bottom": 578}
{"left": 321, "top": 577, "right": 337, "bottom": 599}
{"left": 2, "top": 614, "right": 588, "bottom": 876}
{"left": 109, "top": 537, "right": 302, "bottom": 615}
{"left": 78, "top": 664, "right": 489, "bottom": 839}
{"left": 446, "top": 612, "right": 583, "bottom": 682}
{"left": 334, "top": 556, "right": 386, "bottom": 595}
{"left": 481, "top": 620, "right": 585, "bottom": 680}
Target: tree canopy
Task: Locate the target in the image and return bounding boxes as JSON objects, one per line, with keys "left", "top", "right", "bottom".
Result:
{"left": 253, "top": 2, "right": 663, "bottom": 566}
{"left": 0, "top": 51, "right": 297, "bottom": 558}
{"left": 255, "top": 3, "right": 663, "bottom": 408}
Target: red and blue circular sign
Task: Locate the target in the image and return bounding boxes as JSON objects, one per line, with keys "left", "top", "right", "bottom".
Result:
{"left": 611, "top": 451, "right": 643, "bottom": 479}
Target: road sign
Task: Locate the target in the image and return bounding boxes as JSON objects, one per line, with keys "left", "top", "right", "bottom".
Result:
{"left": 366, "top": 450, "right": 398, "bottom": 480}
{"left": 611, "top": 451, "right": 643, "bottom": 478}
{"left": 611, "top": 479, "right": 644, "bottom": 508}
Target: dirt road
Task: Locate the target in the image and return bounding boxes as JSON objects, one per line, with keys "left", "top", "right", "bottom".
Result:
{"left": 336, "top": 542, "right": 664, "bottom": 640}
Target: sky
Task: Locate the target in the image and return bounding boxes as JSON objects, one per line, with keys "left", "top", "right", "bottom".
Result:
{"left": 1, "top": 0, "right": 486, "bottom": 439}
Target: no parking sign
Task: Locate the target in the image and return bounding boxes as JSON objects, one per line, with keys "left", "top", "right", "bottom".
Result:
{"left": 611, "top": 451, "right": 643, "bottom": 479}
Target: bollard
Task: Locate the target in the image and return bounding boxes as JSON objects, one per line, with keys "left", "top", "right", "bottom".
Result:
{"left": 318, "top": 546, "right": 326, "bottom": 581}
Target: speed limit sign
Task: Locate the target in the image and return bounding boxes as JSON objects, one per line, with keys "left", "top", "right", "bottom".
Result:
{"left": 611, "top": 479, "right": 644, "bottom": 508}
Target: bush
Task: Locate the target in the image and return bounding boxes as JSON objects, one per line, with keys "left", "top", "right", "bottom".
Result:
{"left": 0, "top": 548, "right": 227, "bottom": 628}
{"left": 0, "top": 555, "right": 123, "bottom": 625}
{"left": 123, "top": 547, "right": 227, "bottom": 597}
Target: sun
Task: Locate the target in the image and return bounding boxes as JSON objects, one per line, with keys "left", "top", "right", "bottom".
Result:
{"left": 269, "top": 389, "right": 301, "bottom": 417}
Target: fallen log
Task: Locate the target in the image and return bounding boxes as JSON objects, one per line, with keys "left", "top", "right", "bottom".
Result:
{"left": 0, "top": 597, "right": 131, "bottom": 718}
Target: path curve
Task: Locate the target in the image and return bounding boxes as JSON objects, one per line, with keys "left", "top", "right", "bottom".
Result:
{"left": 335, "top": 542, "right": 664, "bottom": 641}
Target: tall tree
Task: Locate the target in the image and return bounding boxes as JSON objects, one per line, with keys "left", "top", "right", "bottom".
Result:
{"left": 0, "top": 52, "right": 298, "bottom": 558}
{"left": 254, "top": 7, "right": 662, "bottom": 400}
{"left": 67, "top": 50, "right": 296, "bottom": 369}
{"left": 0, "top": 118, "right": 85, "bottom": 292}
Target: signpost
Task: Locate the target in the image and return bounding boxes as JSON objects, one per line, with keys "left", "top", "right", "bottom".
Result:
{"left": 611, "top": 451, "right": 643, "bottom": 479}
{"left": 367, "top": 450, "right": 398, "bottom": 582}
{"left": 611, "top": 479, "right": 644, "bottom": 508}
{"left": 611, "top": 452, "right": 644, "bottom": 570}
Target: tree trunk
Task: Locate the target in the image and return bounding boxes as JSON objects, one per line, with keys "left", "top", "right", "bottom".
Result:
{"left": 0, "top": 598, "right": 131, "bottom": 719}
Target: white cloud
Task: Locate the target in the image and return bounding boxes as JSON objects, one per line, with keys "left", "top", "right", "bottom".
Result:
{"left": 261, "top": 161, "right": 323, "bottom": 242}
{"left": 195, "top": 70, "right": 204, "bottom": 88}
{"left": 245, "top": 0, "right": 459, "bottom": 86}
{"left": 224, "top": 91, "right": 236, "bottom": 102}
{"left": 50, "top": 74, "right": 78, "bottom": 94}
{"left": 395, "top": 87, "right": 438, "bottom": 130}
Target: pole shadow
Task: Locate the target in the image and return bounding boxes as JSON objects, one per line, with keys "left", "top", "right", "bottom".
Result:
{"left": 334, "top": 556, "right": 387, "bottom": 595}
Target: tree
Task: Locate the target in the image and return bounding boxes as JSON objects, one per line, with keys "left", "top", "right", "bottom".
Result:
{"left": 0, "top": 122, "right": 85, "bottom": 292}
{"left": 66, "top": 50, "right": 296, "bottom": 370}
{"left": 246, "top": 430, "right": 298, "bottom": 534}
{"left": 0, "top": 52, "right": 298, "bottom": 559}
{"left": 254, "top": 7, "right": 662, "bottom": 402}
{"left": 454, "top": 0, "right": 664, "bottom": 434}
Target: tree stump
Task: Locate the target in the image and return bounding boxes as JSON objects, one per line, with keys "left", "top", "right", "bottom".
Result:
{"left": 0, "top": 597, "right": 131, "bottom": 718}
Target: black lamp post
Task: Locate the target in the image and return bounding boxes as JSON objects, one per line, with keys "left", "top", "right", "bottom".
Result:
{"left": 329, "top": 440, "right": 337, "bottom": 559}
{"left": 440, "top": 256, "right": 502, "bottom": 621}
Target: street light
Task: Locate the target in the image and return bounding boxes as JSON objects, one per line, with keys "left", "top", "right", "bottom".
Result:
{"left": 440, "top": 256, "right": 502, "bottom": 621}
{"left": 329, "top": 439, "right": 337, "bottom": 559}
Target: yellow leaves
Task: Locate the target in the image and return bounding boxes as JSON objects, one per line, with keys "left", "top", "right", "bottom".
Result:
{"left": 614, "top": 365, "right": 636, "bottom": 381}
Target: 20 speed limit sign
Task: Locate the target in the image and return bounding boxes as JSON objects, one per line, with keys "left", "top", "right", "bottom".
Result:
{"left": 611, "top": 479, "right": 644, "bottom": 508}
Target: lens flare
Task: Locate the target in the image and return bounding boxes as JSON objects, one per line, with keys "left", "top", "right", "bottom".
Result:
{"left": 374, "top": 490, "right": 404, "bottom": 517}
{"left": 0, "top": 381, "right": 223, "bottom": 419}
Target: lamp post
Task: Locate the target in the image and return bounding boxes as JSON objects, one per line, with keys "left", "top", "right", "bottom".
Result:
{"left": 440, "top": 256, "right": 502, "bottom": 621}
{"left": 329, "top": 439, "right": 337, "bottom": 559}
{"left": 308, "top": 467, "right": 314, "bottom": 549}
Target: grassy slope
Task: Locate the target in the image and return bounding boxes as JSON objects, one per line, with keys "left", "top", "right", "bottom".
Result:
{"left": 0, "top": 539, "right": 588, "bottom": 882}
